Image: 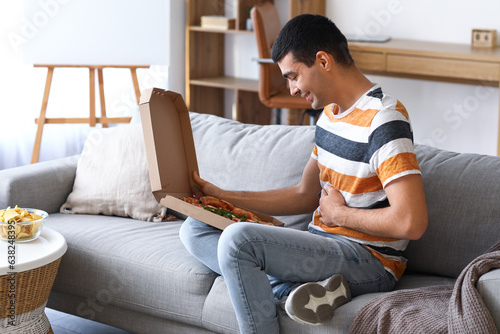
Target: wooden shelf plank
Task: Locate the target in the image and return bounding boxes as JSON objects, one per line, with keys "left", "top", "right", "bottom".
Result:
{"left": 349, "top": 38, "right": 500, "bottom": 63}
{"left": 190, "top": 26, "right": 254, "bottom": 34}
{"left": 190, "top": 76, "right": 259, "bottom": 92}
{"left": 290, "top": 0, "right": 326, "bottom": 18}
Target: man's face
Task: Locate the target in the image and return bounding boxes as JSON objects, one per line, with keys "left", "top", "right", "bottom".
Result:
{"left": 277, "top": 53, "right": 327, "bottom": 110}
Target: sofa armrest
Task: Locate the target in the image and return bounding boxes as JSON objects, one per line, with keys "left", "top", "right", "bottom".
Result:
{"left": 0, "top": 155, "right": 79, "bottom": 213}
{"left": 477, "top": 268, "right": 500, "bottom": 330}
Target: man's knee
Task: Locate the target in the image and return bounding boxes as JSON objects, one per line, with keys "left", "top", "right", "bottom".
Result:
{"left": 219, "top": 223, "right": 259, "bottom": 247}
{"left": 218, "top": 223, "right": 264, "bottom": 266}
{"left": 179, "top": 217, "right": 206, "bottom": 250}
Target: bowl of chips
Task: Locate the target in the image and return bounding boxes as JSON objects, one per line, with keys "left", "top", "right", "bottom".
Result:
{"left": 0, "top": 206, "right": 48, "bottom": 242}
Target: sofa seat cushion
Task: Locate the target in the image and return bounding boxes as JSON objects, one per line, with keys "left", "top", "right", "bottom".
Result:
{"left": 46, "top": 214, "right": 217, "bottom": 327}
{"left": 200, "top": 275, "right": 362, "bottom": 334}
{"left": 199, "top": 271, "right": 455, "bottom": 334}
{"left": 48, "top": 211, "right": 458, "bottom": 333}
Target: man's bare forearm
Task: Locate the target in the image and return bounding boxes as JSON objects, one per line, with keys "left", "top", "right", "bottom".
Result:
{"left": 319, "top": 175, "right": 428, "bottom": 240}
{"left": 321, "top": 202, "right": 424, "bottom": 240}
{"left": 218, "top": 185, "right": 319, "bottom": 216}
{"left": 193, "top": 157, "right": 322, "bottom": 217}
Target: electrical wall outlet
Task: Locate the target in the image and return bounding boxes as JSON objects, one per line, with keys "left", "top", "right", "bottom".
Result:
{"left": 471, "top": 29, "right": 497, "bottom": 48}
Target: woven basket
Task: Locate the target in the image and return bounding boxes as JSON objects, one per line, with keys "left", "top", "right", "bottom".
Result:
{"left": 0, "top": 258, "right": 62, "bottom": 333}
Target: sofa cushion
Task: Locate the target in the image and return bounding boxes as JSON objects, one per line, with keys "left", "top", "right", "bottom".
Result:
{"left": 407, "top": 145, "right": 500, "bottom": 278}
{"left": 477, "top": 269, "right": 500, "bottom": 331}
{"left": 46, "top": 214, "right": 218, "bottom": 327}
{"left": 60, "top": 124, "right": 165, "bottom": 221}
{"left": 189, "top": 113, "right": 316, "bottom": 230}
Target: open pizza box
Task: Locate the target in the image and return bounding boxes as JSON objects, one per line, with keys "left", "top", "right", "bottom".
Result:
{"left": 139, "top": 88, "right": 284, "bottom": 230}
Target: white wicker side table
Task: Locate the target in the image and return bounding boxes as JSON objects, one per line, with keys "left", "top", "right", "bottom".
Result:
{"left": 0, "top": 227, "right": 67, "bottom": 333}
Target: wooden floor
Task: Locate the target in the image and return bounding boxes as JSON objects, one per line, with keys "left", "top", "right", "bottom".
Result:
{"left": 46, "top": 308, "right": 132, "bottom": 334}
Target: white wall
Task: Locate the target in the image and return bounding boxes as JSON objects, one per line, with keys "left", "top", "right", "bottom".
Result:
{"left": 226, "top": 0, "right": 500, "bottom": 155}
{"left": 327, "top": 0, "right": 500, "bottom": 155}
{"left": 3, "top": 0, "right": 499, "bottom": 171}
{"left": 0, "top": 0, "right": 185, "bottom": 170}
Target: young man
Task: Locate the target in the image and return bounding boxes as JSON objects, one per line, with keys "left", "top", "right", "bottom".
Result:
{"left": 180, "top": 14, "right": 428, "bottom": 334}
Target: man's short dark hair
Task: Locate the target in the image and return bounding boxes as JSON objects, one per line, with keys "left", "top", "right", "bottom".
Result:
{"left": 271, "top": 14, "right": 354, "bottom": 68}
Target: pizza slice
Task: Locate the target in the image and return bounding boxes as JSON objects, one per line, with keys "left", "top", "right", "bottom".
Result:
{"left": 182, "top": 196, "right": 274, "bottom": 225}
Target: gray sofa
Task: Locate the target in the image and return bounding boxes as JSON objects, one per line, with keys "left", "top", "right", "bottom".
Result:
{"left": 1, "top": 112, "right": 499, "bottom": 333}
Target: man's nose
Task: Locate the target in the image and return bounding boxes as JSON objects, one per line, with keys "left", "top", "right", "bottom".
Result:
{"left": 289, "top": 82, "right": 300, "bottom": 96}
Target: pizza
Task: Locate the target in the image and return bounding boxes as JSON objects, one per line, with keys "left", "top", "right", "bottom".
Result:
{"left": 183, "top": 196, "right": 274, "bottom": 225}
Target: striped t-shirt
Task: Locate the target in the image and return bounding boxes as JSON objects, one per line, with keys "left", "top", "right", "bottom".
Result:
{"left": 309, "top": 84, "right": 421, "bottom": 280}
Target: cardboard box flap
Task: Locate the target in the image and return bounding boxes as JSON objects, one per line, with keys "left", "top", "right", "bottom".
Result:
{"left": 139, "top": 88, "right": 199, "bottom": 201}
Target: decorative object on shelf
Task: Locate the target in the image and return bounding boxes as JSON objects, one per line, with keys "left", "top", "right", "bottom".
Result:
{"left": 201, "top": 15, "right": 236, "bottom": 30}
{"left": 246, "top": 7, "right": 253, "bottom": 31}
{"left": 471, "top": 29, "right": 497, "bottom": 48}
{"left": 345, "top": 34, "right": 391, "bottom": 43}
{"left": 246, "top": 18, "right": 253, "bottom": 31}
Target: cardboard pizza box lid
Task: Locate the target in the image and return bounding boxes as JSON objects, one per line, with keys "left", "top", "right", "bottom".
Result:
{"left": 139, "top": 88, "right": 198, "bottom": 201}
{"left": 139, "top": 88, "right": 283, "bottom": 230}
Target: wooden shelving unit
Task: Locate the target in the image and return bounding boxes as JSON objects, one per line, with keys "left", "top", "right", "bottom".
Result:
{"left": 186, "top": 0, "right": 325, "bottom": 125}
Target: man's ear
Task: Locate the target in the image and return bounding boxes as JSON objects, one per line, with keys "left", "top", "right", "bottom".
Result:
{"left": 316, "top": 51, "right": 333, "bottom": 71}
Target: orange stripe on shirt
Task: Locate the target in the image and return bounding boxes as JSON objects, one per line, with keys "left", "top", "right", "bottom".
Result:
{"left": 395, "top": 101, "right": 409, "bottom": 120}
{"left": 319, "top": 162, "right": 383, "bottom": 195}
{"left": 325, "top": 107, "right": 379, "bottom": 127}
{"left": 324, "top": 104, "right": 337, "bottom": 122}
{"left": 367, "top": 248, "right": 407, "bottom": 279}
{"left": 376, "top": 152, "right": 420, "bottom": 185}
{"left": 312, "top": 145, "right": 318, "bottom": 157}
{"left": 338, "top": 108, "right": 379, "bottom": 127}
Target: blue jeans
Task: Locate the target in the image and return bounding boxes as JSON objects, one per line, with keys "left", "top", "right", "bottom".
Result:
{"left": 179, "top": 217, "right": 395, "bottom": 334}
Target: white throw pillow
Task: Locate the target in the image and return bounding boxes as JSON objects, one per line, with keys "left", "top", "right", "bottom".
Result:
{"left": 60, "top": 124, "right": 166, "bottom": 221}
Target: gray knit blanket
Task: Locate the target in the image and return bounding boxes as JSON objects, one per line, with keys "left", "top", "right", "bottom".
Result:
{"left": 349, "top": 241, "right": 500, "bottom": 334}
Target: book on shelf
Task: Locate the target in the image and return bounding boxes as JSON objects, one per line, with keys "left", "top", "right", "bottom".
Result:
{"left": 201, "top": 15, "right": 236, "bottom": 30}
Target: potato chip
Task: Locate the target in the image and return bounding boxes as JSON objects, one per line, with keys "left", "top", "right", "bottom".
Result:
{"left": 3, "top": 209, "right": 20, "bottom": 223}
